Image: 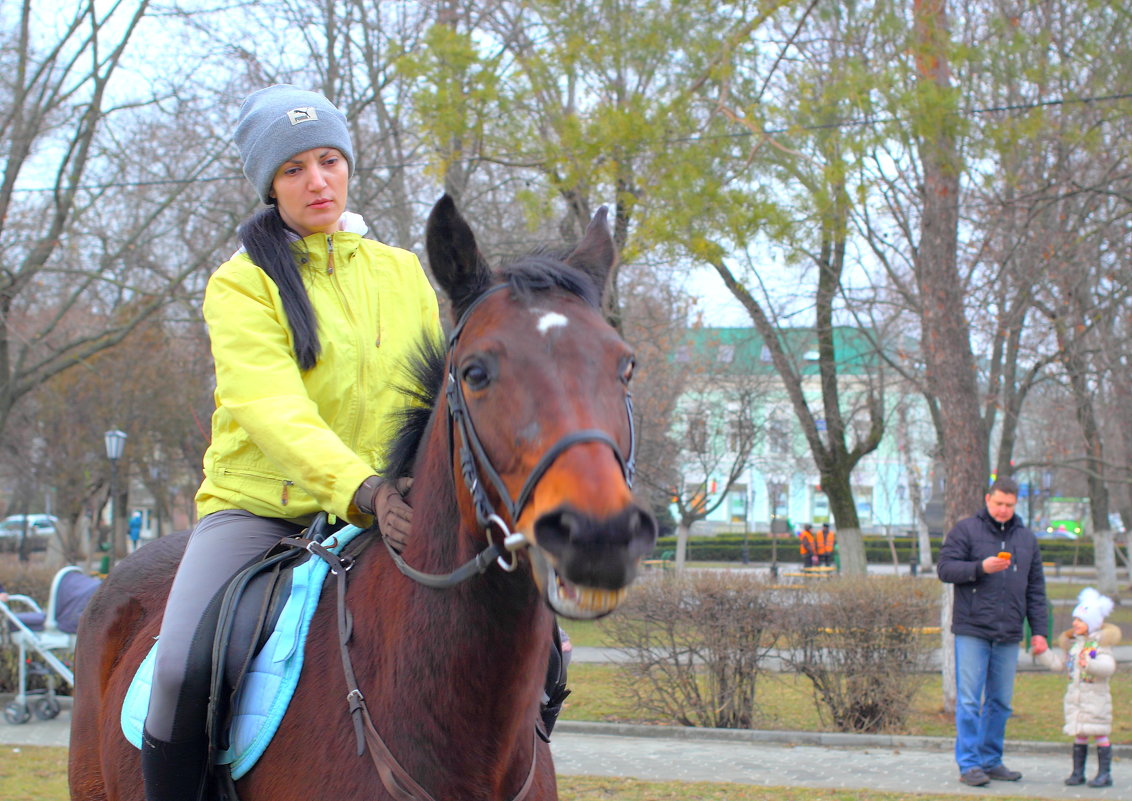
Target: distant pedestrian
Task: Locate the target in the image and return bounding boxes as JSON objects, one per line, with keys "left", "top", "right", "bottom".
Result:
{"left": 816, "top": 522, "right": 835, "bottom": 567}
{"left": 798, "top": 523, "right": 817, "bottom": 569}
{"left": 559, "top": 626, "right": 573, "bottom": 669}
{"left": 937, "top": 476, "right": 1048, "bottom": 787}
{"left": 1036, "top": 587, "right": 1119, "bottom": 788}
{"left": 128, "top": 511, "right": 142, "bottom": 552}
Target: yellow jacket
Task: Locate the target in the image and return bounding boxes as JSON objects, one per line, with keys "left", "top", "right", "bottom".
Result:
{"left": 195, "top": 229, "right": 442, "bottom": 525}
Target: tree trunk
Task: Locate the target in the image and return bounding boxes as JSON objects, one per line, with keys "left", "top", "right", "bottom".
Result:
{"left": 940, "top": 585, "right": 956, "bottom": 713}
{"left": 912, "top": 0, "right": 987, "bottom": 531}
{"left": 1056, "top": 312, "right": 1119, "bottom": 601}
{"left": 1094, "top": 528, "right": 1118, "bottom": 599}
{"left": 913, "top": 0, "right": 979, "bottom": 718}
{"left": 909, "top": 476, "right": 934, "bottom": 570}
{"left": 825, "top": 468, "right": 866, "bottom": 576}
{"left": 674, "top": 521, "right": 692, "bottom": 571}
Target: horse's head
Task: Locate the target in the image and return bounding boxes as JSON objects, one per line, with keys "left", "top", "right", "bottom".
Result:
{"left": 425, "top": 194, "right": 658, "bottom": 619}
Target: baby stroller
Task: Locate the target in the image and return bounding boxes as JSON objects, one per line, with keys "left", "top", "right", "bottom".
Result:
{"left": 1, "top": 565, "right": 100, "bottom": 724}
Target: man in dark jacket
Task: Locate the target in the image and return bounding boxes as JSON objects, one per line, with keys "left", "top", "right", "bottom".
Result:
{"left": 937, "top": 477, "right": 1049, "bottom": 787}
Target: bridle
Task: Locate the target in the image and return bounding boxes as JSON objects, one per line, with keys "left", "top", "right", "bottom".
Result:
{"left": 386, "top": 282, "right": 637, "bottom": 584}
{"left": 341, "top": 282, "right": 637, "bottom": 801}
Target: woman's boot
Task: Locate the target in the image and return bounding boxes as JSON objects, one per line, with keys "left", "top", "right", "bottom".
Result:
{"left": 1088, "top": 744, "right": 1113, "bottom": 788}
{"left": 141, "top": 728, "right": 208, "bottom": 801}
{"left": 1065, "top": 743, "right": 1088, "bottom": 785}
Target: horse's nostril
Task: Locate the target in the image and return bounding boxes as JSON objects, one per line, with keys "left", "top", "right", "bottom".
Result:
{"left": 560, "top": 511, "right": 581, "bottom": 540}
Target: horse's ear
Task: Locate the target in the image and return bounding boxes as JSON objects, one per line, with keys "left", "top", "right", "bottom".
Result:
{"left": 565, "top": 206, "right": 616, "bottom": 301}
{"left": 426, "top": 194, "right": 492, "bottom": 319}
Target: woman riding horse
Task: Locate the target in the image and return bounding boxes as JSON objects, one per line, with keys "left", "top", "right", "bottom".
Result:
{"left": 139, "top": 85, "right": 443, "bottom": 801}
{"left": 71, "top": 86, "right": 657, "bottom": 801}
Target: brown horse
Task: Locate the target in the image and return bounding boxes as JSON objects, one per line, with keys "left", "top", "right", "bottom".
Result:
{"left": 68, "top": 195, "right": 657, "bottom": 801}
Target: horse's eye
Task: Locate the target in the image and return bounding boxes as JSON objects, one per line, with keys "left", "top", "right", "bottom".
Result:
{"left": 462, "top": 362, "right": 491, "bottom": 390}
{"left": 619, "top": 356, "right": 636, "bottom": 385}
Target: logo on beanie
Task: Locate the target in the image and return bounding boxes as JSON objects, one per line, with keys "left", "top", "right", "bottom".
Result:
{"left": 286, "top": 107, "right": 319, "bottom": 125}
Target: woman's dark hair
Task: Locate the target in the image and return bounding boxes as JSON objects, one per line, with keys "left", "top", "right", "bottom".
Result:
{"left": 239, "top": 206, "right": 320, "bottom": 370}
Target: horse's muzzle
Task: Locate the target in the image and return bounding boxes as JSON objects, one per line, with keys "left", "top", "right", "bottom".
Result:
{"left": 532, "top": 503, "right": 657, "bottom": 619}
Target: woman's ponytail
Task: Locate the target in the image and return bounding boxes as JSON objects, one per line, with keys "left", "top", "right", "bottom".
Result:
{"left": 239, "top": 207, "right": 321, "bottom": 370}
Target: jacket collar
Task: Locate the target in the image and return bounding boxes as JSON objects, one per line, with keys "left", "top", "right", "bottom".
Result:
{"left": 977, "top": 506, "right": 1018, "bottom": 534}
{"left": 1059, "top": 622, "right": 1123, "bottom": 650}
{"left": 231, "top": 211, "right": 368, "bottom": 261}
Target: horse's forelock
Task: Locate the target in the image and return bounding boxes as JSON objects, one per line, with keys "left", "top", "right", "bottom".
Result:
{"left": 498, "top": 255, "right": 600, "bottom": 309}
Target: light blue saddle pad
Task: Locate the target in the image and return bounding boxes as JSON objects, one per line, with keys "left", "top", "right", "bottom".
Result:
{"left": 121, "top": 525, "right": 364, "bottom": 779}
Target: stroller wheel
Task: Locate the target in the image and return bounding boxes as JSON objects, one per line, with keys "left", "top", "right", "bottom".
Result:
{"left": 34, "top": 696, "right": 61, "bottom": 720}
{"left": 4, "top": 702, "right": 30, "bottom": 725}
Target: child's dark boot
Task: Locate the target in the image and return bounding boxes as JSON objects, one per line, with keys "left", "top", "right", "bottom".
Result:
{"left": 1088, "top": 744, "right": 1113, "bottom": 788}
{"left": 1065, "top": 743, "right": 1087, "bottom": 785}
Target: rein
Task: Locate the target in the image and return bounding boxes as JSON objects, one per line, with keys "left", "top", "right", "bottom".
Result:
{"left": 281, "top": 534, "right": 537, "bottom": 801}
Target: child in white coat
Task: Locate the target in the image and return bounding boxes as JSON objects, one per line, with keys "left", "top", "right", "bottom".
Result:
{"left": 1037, "top": 587, "right": 1120, "bottom": 788}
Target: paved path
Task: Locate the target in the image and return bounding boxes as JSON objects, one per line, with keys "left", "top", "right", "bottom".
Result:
{"left": 2, "top": 700, "right": 1125, "bottom": 799}
{"left": 551, "top": 723, "right": 1127, "bottom": 799}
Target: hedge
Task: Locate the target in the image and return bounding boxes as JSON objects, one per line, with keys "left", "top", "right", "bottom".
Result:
{"left": 651, "top": 533, "right": 1095, "bottom": 566}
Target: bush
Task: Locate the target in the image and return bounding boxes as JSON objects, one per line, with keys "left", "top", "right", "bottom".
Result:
{"left": 780, "top": 577, "right": 938, "bottom": 733}
{"left": 604, "top": 571, "right": 781, "bottom": 728}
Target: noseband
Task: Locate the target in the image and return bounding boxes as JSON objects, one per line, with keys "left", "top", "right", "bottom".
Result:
{"left": 446, "top": 284, "right": 637, "bottom": 534}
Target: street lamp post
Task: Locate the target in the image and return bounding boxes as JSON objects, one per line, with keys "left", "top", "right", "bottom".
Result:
{"left": 104, "top": 429, "right": 127, "bottom": 572}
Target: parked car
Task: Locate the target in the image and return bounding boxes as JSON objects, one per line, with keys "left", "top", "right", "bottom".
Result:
{"left": 1035, "top": 526, "right": 1078, "bottom": 540}
{"left": 0, "top": 514, "right": 58, "bottom": 551}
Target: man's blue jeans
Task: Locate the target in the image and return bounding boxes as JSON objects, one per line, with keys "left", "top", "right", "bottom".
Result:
{"left": 954, "top": 634, "right": 1020, "bottom": 772}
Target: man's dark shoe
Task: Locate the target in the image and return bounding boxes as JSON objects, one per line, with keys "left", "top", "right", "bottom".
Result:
{"left": 960, "top": 768, "right": 991, "bottom": 786}
{"left": 984, "top": 763, "right": 1022, "bottom": 781}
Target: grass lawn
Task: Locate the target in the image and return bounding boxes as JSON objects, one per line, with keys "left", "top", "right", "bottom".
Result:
{"left": 562, "top": 664, "right": 1132, "bottom": 744}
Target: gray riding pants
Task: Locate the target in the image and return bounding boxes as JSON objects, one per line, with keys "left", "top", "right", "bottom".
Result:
{"left": 145, "top": 510, "right": 304, "bottom": 742}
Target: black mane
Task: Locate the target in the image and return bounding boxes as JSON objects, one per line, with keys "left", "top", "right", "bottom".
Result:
{"left": 382, "top": 254, "right": 601, "bottom": 480}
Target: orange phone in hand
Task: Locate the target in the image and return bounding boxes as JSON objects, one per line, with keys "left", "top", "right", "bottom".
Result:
{"left": 997, "top": 551, "right": 1011, "bottom": 560}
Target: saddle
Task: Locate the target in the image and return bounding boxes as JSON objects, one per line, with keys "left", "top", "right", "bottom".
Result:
{"left": 121, "top": 517, "right": 373, "bottom": 786}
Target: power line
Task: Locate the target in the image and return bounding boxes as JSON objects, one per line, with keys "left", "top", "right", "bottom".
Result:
{"left": 10, "top": 91, "right": 1132, "bottom": 195}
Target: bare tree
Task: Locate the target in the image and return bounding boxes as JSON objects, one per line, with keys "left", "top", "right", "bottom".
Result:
{"left": 0, "top": 1, "right": 230, "bottom": 440}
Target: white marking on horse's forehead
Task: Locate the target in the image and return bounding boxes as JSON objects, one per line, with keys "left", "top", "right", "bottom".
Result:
{"left": 533, "top": 309, "right": 569, "bottom": 335}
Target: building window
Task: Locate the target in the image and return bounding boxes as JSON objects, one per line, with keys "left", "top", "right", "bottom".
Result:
{"left": 729, "top": 415, "right": 754, "bottom": 451}
{"left": 687, "top": 415, "right": 707, "bottom": 452}
{"left": 768, "top": 419, "right": 790, "bottom": 454}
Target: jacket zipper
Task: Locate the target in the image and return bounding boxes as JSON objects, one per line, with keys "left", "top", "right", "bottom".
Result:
{"left": 217, "top": 466, "right": 294, "bottom": 506}
{"left": 326, "top": 233, "right": 367, "bottom": 449}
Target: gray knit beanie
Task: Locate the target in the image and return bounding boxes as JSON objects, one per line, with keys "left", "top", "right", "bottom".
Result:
{"left": 234, "top": 85, "right": 355, "bottom": 204}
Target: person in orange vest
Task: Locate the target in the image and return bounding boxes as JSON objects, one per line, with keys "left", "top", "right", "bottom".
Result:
{"left": 798, "top": 523, "right": 818, "bottom": 569}
{"left": 816, "top": 522, "right": 836, "bottom": 567}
